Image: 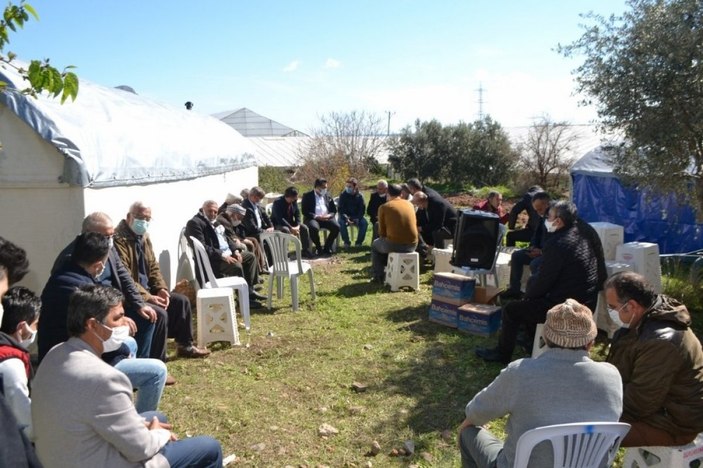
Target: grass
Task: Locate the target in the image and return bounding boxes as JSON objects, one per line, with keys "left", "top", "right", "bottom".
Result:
{"left": 161, "top": 238, "right": 703, "bottom": 467}
{"left": 160, "top": 246, "right": 516, "bottom": 467}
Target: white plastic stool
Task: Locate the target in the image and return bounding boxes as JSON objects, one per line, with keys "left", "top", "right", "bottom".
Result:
{"left": 385, "top": 252, "right": 420, "bottom": 291}
{"left": 196, "top": 287, "right": 240, "bottom": 347}
{"left": 531, "top": 323, "right": 548, "bottom": 358}
{"left": 432, "top": 247, "right": 453, "bottom": 274}
{"left": 623, "top": 433, "right": 703, "bottom": 467}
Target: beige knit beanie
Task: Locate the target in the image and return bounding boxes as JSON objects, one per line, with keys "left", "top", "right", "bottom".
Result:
{"left": 543, "top": 298, "right": 597, "bottom": 348}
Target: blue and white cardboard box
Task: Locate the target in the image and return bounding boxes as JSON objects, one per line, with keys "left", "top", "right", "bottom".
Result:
{"left": 428, "top": 299, "right": 459, "bottom": 328}
{"left": 457, "top": 303, "right": 501, "bottom": 337}
{"left": 432, "top": 272, "right": 476, "bottom": 306}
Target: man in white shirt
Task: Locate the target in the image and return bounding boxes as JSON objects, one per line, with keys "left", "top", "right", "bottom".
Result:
{"left": 301, "top": 178, "right": 340, "bottom": 256}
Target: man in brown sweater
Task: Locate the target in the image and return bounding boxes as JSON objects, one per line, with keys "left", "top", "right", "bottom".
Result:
{"left": 370, "top": 184, "right": 418, "bottom": 282}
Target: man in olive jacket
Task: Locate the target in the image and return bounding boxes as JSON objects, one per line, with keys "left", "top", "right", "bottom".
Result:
{"left": 605, "top": 271, "right": 703, "bottom": 447}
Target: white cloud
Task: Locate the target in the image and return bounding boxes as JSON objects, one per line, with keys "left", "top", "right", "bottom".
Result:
{"left": 283, "top": 60, "right": 300, "bottom": 72}
{"left": 324, "top": 58, "right": 341, "bottom": 69}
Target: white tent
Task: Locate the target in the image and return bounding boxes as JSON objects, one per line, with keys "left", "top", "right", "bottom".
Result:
{"left": 0, "top": 62, "right": 258, "bottom": 292}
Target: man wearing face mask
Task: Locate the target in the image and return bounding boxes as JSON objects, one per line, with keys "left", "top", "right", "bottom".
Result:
{"left": 114, "top": 202, "right": 210, "bottom": 359}
{"left": 0, "top": 287, "right": 41, "bottom": 440}
{"left": 271, "top": 186, "right": 315, "bottom": 258}
{"left": 337, "top": 177, "right": 368, "bottom": 248}
{"left": 301, "top": 178, "right": 339, "bottom": 256}
{"left": 476, "top": 200, "right": 603, "bottom": 364}
{"left": 32, "top": 284, "right": 223, "bottom": 468}
{"left": 605, "top": 271, "right": 703, "bottom": 447}
{"left": 367, "top": 179, "right": 388, "bottom": 241}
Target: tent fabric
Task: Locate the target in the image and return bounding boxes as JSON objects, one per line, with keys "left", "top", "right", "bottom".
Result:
{"left": 0, "top": 62, "right": 256, "bottom": 188}
{"left": 571, "top": 147, "right": 703, "bottom": 254}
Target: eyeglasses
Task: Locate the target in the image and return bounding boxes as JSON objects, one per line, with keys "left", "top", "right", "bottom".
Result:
{"left": 607, "top": 302, "right": 628, "bottom": 316}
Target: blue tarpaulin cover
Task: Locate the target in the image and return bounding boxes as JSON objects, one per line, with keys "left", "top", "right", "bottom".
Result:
{"left": 571, "top": 147, "right": 703, "bottom": 254}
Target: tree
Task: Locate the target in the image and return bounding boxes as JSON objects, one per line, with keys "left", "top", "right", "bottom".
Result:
{"left": 389, "top": 116, "right": 516, "bottom": 189}
{"left": 296, "top": 110, "right": 385, "bottom": 191}
{"left": 559, "top": 0, "right": 703, "bottom": 214}
{"left": 517, "top": 116, "right": 578, "bottom": 191}
{"left": 0, "top": 1, "right": 78, "bottom": 102}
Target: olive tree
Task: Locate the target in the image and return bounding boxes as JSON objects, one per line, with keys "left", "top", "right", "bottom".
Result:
{"left": 559, "top": 0, "right": 703, "bottom": 214}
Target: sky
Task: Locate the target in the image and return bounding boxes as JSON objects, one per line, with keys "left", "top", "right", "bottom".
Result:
{"left": 6, "top": 1, "right": 629, "bottom": 135}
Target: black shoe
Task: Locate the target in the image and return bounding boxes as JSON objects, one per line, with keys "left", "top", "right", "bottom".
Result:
{"left": 369, "top": 276, "right": 384, "bottom": 284}
{"left": 320, "top": 248, "right": 333, "bottom": 257}
{"left": 254, "top": 284, "right": 264, "bottom": 291}
{"left": 249, "top": 300, "right": 263, "bottom": 309}
{"left": 302, "top": 250, "right": 316, "bottom": 259}
{"left": 249, "top": 290, "right": 267, "bottom": 301}
{"left": 475, "top": 347, "right": 510, "bottom": 365}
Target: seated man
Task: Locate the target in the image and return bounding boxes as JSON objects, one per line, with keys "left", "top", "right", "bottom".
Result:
{"left": 605, "top": 271, "right": 703, "bottom": 447}
{"left": 337, "top": 177, "right": 368, "bottom": 248}
{"left": 218, "top": 203, "right": 268, "bottom": 273}
{"left": 476, "top": 200, "right": 603, "bottom": 364}
{"left": 242, "top": 186, "right": 275, "bottom": 240}
{"left": 32, "top": 284, "right": 222, "bottom": 468}
{"left": 367, "top": 179, "right": 388, "bottom": 241}
{"left": 185, "top": 200, "right": 265, "bottom": 307}
{"left": 52, "top": 212, "right": 162, "bottom": 362}
{"left": 39, "top": 232, "right": 169, "bottom": 408}
{"left": 114, "top": 201, "right": 210, "bottom": 358}
{"left": 301, "top": 178, "right": 340, "bottom": 256}
{"left": 411, "top": 191, "right": 457, "bottom": 254}
{"left": 370, "top": 183, "right": 418, "bottom": 283}
{"left": 271, "top": 186, "right": 315, "bottom": 258}
{"left": 500, "top": 191, "right": 551, "bottom": 299}
{"left": 472, "top": 190, "right": 508, "bottom": 224}
{"left": 0, "top": 286, "right": 40, "bottom": 439}
{"left": 506, "top": 185, "right": 544, "bottom": 247}
{"left": 460, "top": 299, "right": 623, "bottom": 467}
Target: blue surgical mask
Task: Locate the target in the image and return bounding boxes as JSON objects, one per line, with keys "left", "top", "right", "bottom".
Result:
{"left": 130, "top": 218, "right": 149, "bottom": 236}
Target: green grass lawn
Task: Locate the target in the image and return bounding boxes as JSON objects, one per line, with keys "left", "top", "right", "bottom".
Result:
{"left": 160, "top": 245, "right": 517, "bottom": 467}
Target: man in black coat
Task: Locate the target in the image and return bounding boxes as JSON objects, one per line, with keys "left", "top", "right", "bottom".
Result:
{"left": 506, "top": 185, "right": 544, "bottom": 247}
{"left": 300, "top": 178, "right": 339, "bottom": 256}
{"left": 241, "top": 186, "right": 274, "bottom": 240}
{"left": 271, "top": 186, "right": 314, "bottom": 258}
{"left": 411, "top": 191, "right": 457, "bottom": 254}
{"left": 476, "top": 200, "right": 604, "bottom": 364}
{"left": 185, "top": 200, "right": 264, "bottom": 307}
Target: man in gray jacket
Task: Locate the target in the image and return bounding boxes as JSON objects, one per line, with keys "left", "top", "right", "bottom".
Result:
{"left": 32, "top": 284, "right": 222, "bottom": 468}
{"left": 459, "top": 299, "right": 623, "bottom": 468}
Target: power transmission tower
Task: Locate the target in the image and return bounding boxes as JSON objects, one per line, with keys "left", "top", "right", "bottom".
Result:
{"left": 476, "top": 83, "right": 486, "bottom": 120}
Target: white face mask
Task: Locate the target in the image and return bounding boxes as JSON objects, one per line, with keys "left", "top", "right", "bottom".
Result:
{"left": 607, "top": 303, "right": 629, "bottom": 329}
{"left": 93, "top": 323, "right": 129, "bottom": 353}
{"left": 544, "top": 219, "right": 558, "bottom": 233}
{"left": 94, "top": 261, "right": 106, "bottom": 280}
{"left": 317, "top": 188, "right": 327, "bottom": 196}
{"left": 20, "top": 323, "right": 37, "bottom": 348}
{"left": 107, "top": 237, "right": 114, "bottom": 250}
{"left": 232, "top": 219, "right": 242, "bottom": 226}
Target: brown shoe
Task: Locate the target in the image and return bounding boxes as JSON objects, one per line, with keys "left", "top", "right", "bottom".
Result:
{"left": 165, "top": 374, "right": 176, "bottom": 386}
{"left": 176, "top": 344, "right": 211, "bottom": 359}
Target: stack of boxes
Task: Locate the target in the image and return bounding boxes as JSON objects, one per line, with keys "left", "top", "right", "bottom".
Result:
{"left": 428, "top": 272, "right": 502, "bottom": 336}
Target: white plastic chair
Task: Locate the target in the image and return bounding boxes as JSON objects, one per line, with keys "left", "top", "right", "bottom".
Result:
{"left": 514, "top": 422, "right": 631, "bottom": 468}
{"left": 259, "top": 231, "right": 315, "bottom": 311}
{"left": 189, "top": 236, "right": 252, "bottom": 331}
{"left": 176, "top": 227, "right": 197, "bottom": 285}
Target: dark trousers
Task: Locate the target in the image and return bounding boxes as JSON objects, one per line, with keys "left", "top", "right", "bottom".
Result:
{"left": 508, "top": 250, "right": 543, "bottom": 292}
{"left": 217, "top": 250, "right": 259, "bottom": 290}
{"left": 305, "top": 218, "right": 340, "bottom": 251}
{"left": 506, "top": 228, "right": 534, "bottom": 247}
{"left": 497, "top": 297, "right": 556, "bottom": 359}
{"left": 127, "top": 308, "right": 157, "bottom": 360}
{"left": 144, "top": 304, "right": 168, "bottom": 362}
{"left": 371, "top": 220, "right": 379, "bottom": 241}
{"left": 275, "top": 224, "right": 312, "bottom": 253}
{"left": 166, "top": 292, "right": 195, "bottom": 346}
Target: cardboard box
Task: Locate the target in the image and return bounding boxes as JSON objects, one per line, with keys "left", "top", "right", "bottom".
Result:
{"left": 473, "top": 285, "right": 501, "bottom": 305}
{"left": 457, "top": 303, "right": 502, "bottom": 336}
{"left": 432, "top": 272, "right": 476, "bottom": 306}
{"left": 428, "top": 299, "right": 458, "bottom": 328}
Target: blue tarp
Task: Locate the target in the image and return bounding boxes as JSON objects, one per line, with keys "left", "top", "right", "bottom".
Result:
{"left": 571, "top": 147, "right": 703, "bottom": 255}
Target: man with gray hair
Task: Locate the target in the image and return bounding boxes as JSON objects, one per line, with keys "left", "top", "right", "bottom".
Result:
{"left": 473, "top": 191, "right": 508, "bottom": 224}
{"left": 460, "top": 299, "right": 622, "bottom": 467}
{"left": 476, "top": 200, "right": 603, "bottom": 364}
{"left": 367, "top": 179, "right": 388, "bottom": 241}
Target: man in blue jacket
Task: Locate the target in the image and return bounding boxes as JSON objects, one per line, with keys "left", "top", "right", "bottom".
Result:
{"left": 337, "top": 177, "right": 368, "bottom": 248}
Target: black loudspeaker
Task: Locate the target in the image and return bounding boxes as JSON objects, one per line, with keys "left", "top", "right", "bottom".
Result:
{"left": 451, "top": 210, "right": 500, "bottom": 270}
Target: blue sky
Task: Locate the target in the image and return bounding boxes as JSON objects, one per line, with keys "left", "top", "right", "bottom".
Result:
{"left": 7, "top": 1, "right": 627, "bottom": 133}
